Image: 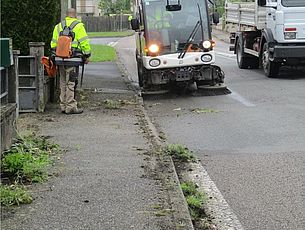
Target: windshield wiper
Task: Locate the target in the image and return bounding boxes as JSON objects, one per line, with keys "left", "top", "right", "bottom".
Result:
{"left": 178, "top": 3, "right": 204, "bottom": 59}
{"left": 178, "top": 20, "right": 201, "bottom": 59}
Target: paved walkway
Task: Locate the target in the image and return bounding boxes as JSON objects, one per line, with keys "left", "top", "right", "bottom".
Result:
{"left": 1, "top": 62, "right": 176, "bottom": 229}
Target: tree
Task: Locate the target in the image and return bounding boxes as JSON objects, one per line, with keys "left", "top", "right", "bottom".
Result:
{"left": 98, "top": 0, "right": 131, "bottom": 15}
{"left": 1, "top": 0, "right": 61, "bottom": 54}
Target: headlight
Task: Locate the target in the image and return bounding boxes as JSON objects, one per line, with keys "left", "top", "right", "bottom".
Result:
{"left": 148, "top": 44, "right": 160, "bottom": 54}
{"left": 284, "top": 32, "right": 296, "bottom": 40}
{"left": 202, "top": 40, "right": 212, "bottom": 49}
{"left": 201, "top": 54, "right": 212, "bottom": 62}
{"left": 149, "top": 58, "right": 161, "bottom": 67}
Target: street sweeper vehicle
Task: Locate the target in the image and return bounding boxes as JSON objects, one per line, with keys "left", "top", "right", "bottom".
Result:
{"left": 131, "top": 0, "right": 226, "bottom": 93}
{"left": 225, "top": 0, "right": 305, "bottom": 77}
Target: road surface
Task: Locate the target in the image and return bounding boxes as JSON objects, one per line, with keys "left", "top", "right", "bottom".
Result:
{"left": 116, "top": 35, "right": 305, "bottom": 230}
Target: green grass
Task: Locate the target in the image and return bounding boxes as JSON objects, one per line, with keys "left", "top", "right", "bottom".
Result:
{"left": 104, "top": 99, "right": 122, "bottom": 109}
{"left": 181, "top": 181, "right": 207, "bottom": 219}
{"left": 0, "top": 184, "right": 33, "bottom": 206}
{"left": 90, "top": 45, "right": 116, "bottom": 62}
{"left": 1, "top": 133, "right": 59, "bottom": 183}
{"left": 88, "top": 31, "right": 134, "bottom": 37}
{"left": 165, "top": 144, "right": 195, "bottom": 162}
{"left": 191, "top": 108, "right": 220, "bottom": 114}
{"left": 2, "top": 152, "right": 50, "bottom": 183}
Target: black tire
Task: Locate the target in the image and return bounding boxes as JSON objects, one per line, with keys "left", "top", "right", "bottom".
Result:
{"left": 137, "top": 59, "right": 144, "bottom": 87}
{"left": 236, "top": 38, "right": 259, "bottom": 69}
{"left": 262, "top": 43, "right": 280, "bottom": 78}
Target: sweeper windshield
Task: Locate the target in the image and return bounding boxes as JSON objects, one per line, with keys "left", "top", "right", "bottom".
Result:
{"left": 143, "top": 0, "right": 211, "bottom": 55}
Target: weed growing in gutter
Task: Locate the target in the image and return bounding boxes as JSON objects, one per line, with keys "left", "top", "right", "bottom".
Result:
{"left": 181, "top": 181, "right": 207, "bottom": 219}
{"left": 165, "top": 144, "right": 195, "bottom": 162}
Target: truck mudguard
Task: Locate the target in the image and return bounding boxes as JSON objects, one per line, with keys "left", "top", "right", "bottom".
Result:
{"left": 261, "top": 28, "right": 275, "bottom": 46}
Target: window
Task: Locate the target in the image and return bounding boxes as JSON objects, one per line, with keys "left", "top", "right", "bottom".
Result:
{"left": 282, "top": 0, "right": 305, "bottom": 7}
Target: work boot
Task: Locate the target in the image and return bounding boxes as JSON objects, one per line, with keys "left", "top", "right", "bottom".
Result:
{"left": 66, "top": 108, "right": 83, "bottom": 115}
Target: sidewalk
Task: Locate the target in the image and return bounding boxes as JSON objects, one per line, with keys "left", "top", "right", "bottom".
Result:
{"left": 212, "top": 26, "right": 230, "bottom": 44}
{"left": 1, "top": 61, "right": 191, "bottom": 229}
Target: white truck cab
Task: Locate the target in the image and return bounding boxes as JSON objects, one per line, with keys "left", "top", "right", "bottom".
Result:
{"left": 226, "top": 0, "right": 305, "bottom": 77}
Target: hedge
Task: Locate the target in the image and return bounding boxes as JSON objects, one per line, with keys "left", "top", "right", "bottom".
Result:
{"left": 1, "top": 0, "right": 61, "bottom": 54}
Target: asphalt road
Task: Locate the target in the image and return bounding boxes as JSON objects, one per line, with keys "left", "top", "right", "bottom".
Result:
{"left": 116, "top": 35, "right": 305, "bottom": 230}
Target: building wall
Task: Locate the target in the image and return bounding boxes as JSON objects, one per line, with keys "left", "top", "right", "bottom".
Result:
{"left": 61, "top": 0, "right": 69, "bottom": 20}
{"left": 77, "top": 0, "right": 100, "bottom": 16}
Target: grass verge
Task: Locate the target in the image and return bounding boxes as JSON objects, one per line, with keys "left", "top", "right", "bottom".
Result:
{"left": 88, "top": 31, "right": 134, "bottom": 37}
{"left": 90, "top": 44, "right": 116, "bottom": 62}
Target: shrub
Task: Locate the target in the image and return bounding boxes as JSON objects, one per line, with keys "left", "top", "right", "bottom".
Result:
{"left": 1, "top": 0, "right": 61, "bottom": 54}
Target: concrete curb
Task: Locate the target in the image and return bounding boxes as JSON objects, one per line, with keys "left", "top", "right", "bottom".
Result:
{"left": 115, "top": 49, "right": 195, "bottom": 230}
{"left": 182, "top": 161, "right": 244, "bottom": 230}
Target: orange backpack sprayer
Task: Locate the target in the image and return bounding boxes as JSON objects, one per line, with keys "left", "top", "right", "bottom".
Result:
{"left": 56, "top": 20, "right": 80, "bottom": 58}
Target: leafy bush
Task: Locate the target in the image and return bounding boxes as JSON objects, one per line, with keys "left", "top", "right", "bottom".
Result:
{"left": 1, "top": 0, "right": 61, "bottom": 54}
{"left": 0, "top": 184, "right": 33, "bottom": 206}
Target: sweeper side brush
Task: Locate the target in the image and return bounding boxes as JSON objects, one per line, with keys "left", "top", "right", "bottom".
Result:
{"left": 193, "top": 65, "right": 231, "bottom": 96}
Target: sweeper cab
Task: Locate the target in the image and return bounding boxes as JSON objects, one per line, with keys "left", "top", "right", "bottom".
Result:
{"left": 131, "top": 0, "right": 227, "bottom": 94}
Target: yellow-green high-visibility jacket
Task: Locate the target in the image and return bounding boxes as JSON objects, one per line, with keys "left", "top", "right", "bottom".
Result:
{"left": 147, "top": 9, "right": 172, "bottom": 29}
{"left": 51, "top": 17, "right": 91, "bottom": 56}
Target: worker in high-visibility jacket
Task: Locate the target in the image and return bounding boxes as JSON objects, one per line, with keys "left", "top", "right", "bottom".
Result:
{"left": 51, "top": 8, "right": 91, "bottom": 114}
{"left": 147, "top": 7, "right": 172, "bottom": 30}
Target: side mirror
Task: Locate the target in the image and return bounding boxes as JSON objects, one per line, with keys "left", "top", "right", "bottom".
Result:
{"left": 166, "top": 4, "right": 182, "bottom": 11}
{"left": 166, "top": 0, "right": 181, "bottom": 11}
{"left": 212, "top": 12, "right": 220, "bottom": 25}
{"left": 257, "top": 0, "right": 266, "bottom": 6}
{"left": 131, "top": 19, "right": 140, "bottom": 31}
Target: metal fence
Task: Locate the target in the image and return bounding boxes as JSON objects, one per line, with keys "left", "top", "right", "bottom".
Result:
{"left": 82, "top": 15, "right": 129, "bottom": 32}
{"left": 18, "top": 55, "right": 38, "bottom": 112}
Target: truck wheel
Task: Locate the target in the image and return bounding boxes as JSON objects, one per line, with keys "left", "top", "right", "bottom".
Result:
{"left": 137, "top": 59, "right": 144, "bottom": 87}
{"left": 262, "top": 43, "right": 280, "bottom": 78}
{"left": 236, "top": 38, "right": 259, "bottom": 69}
{"left": 236, "top": 38, "right": 249, "bottom": 69}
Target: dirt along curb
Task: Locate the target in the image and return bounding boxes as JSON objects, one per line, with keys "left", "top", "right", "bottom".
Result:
{"left": 212, "top": 27, "right": 230, "bottom": 44}
{"left": 116, "top": 51, "right": 195, "bottom": 229}
{"left": 115, "top": 41, "right": 244, "bottom": 229}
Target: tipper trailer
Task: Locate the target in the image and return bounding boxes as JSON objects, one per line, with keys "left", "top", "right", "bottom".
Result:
{"left": 225, "top": 0, "right": 305, "bottom": 77}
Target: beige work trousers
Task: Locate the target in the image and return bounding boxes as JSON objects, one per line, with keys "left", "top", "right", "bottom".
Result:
{"left": 59, "top": 66, "right": 78, "bottom": 113}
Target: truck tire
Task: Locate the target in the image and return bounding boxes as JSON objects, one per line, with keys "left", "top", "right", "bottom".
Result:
{"left": 236, "top": 38, "right": 259, "bottom": 69}
{"left": 262, "top": 43, "right": 280, "bottom": 78}
{"left": 137, "top": 59, "right": 144, "bottom": 87}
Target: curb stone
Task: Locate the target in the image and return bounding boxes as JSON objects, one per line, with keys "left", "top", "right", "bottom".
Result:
{"left": 180, "top": 161, "right": 244, "bottom": 230}
{"left": 115, "top": 36, "right": 244, "bottom": 230}
{"left": 115, "top": 46, "right": 195, "bottom": 230}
